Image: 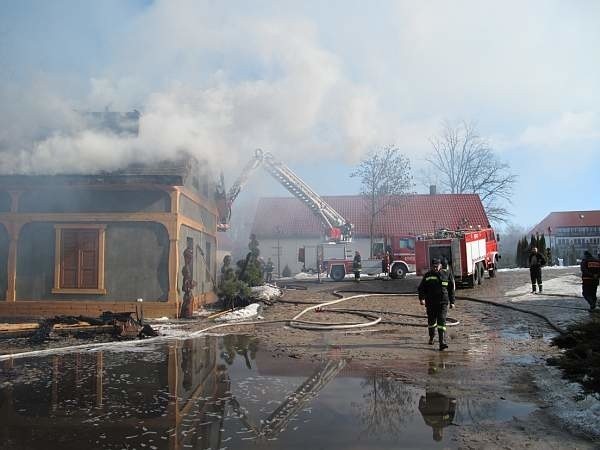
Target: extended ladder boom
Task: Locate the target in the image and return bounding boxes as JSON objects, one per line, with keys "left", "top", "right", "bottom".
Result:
{"left": 261, "top": 151, "right": 352, "bottom": 242}
{"left": 217, "top": 149, "right": 352, "bottom": 242}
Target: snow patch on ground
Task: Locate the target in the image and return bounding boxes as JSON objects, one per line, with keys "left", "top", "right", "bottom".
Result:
{"left": 250, "top": 284, "right": 282, "bottom": 301}
{"left": 150, "top": 323, "right": 191, "bottom": 337}
{"left": 505, "top": 274, "right": 582, "bottom": 298}
{"left": 498, "top": 265, "right": 579, "bottom": 272}
{"left": 214, "top": 303, "right": 262, "bottom": 322}
{"left": 534, "top": 364, "right": 600, "bottom": 440}
{"left": 293, "top": 272, "right": 322, "bottom": 280}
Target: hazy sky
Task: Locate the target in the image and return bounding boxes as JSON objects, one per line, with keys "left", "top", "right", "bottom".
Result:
{"left": 0, "top": 0, "right": 598, "bottom": 228}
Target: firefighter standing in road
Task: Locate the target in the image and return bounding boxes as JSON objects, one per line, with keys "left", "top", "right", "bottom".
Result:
{"left": 352, "top": 251, "right": 362, "bottom": 282}
{"left": 264, "top": 258, "right": 274, "bottom": 283}
{"left": 528, "top": 246, "right": 547, "bottom": 293}
{"left": 382, "top": 252, "right": 390, "bottom": 278}
{"left": 418, "top": 258, "right": 455, "bottom": 350}
{"left": 581, "top": 251, "right": 600, "bottom": 311}
{"left": 441, "top": 258, "right": 456, "bottom": 309}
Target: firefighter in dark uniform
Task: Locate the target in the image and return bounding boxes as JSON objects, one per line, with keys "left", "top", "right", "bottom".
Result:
{"left": 528, "top": 246, "right": 546, "bottom": 293}
{"left": 418, "top": 258, "right": 455, "bottom": 350}
{"left": 418, "top": 390, "right": 457, "bottom": 442}
{"left": 352, "top": 251, "right": 362, "bottom": 282}
{"left": 581, "top": 251, "right": 600, "bottom": 311}
{"left": 440, "top": 258, "right": 456, "bottom": 309}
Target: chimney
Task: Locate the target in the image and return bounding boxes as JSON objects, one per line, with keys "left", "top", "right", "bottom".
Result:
{"left": 429, "top": 185, "right": 437, "bottom": 195}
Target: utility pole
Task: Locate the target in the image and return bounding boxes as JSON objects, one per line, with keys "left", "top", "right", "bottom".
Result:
{"left": 272, "top": 226, "right": 282, "bottom": 277}
{"left": 547, "top": 226, "right": 552, "bottom": 265}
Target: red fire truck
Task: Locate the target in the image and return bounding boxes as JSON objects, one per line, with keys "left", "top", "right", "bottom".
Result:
{"left": 299, "top": 235, "right": 416, "bottom": 281}
{"left": 415, "top": 228, "right": 500, "bottom": 287}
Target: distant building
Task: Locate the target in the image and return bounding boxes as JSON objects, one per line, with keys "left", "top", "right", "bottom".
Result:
{"left": 530, "top": 210, "right": 600, "bottom": 264}
{"left": 251, "top": 194, "right": 490, "bottom": 275}
{"left": 0, "top": 155, "right": 218, "bottom": 319}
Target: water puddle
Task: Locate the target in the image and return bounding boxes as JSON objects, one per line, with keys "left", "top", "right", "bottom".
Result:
{"left": 0, "top": 335, "right": 535, "bottom": 449}
{"left": 499, "top": 322, "right": 552, "bottom": 342}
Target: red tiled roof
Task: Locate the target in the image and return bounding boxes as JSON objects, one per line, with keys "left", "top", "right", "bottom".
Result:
{"left": 251, "top": 194, "right": 490, "bottom": 238}
{"left": 530, "top": 210, "right": 600, "bottom": 234}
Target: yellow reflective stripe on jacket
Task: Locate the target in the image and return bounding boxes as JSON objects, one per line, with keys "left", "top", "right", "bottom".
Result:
{"left": 425, "top": 276, "right": 438, "bottom": 282}
{"left": 441, "top": 281, "right": 449, "bottom": 286}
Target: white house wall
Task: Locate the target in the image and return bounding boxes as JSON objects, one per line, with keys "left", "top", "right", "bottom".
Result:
{"left": 257, "top": 237, "right": 375, "bottom": 276}
{"left": 257, "top": 237, "right": 320, "bottom": 275}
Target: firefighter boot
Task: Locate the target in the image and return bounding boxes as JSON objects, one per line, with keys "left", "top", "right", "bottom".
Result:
{"left": 531, "top": 284, "right": 536, "bottom": 294}
{"left": 438, "top": 329, "right": 448, "bottom": 351}
{"left": 538, "top": 284, "right": 543, "bottom": 294}
{"left": 428, "top": 327, "right": 435, "bottom": 345}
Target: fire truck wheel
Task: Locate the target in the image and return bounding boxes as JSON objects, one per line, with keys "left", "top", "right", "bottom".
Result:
{"left": 390, "top": 263, "right": 407, "bottom": 280}
{"left": 330, "top": 266, "right": 345, "bottom": 282}
{"left": 478, "top": 263, "right": 484, "bottom": 284}
{"left": 469, "top": 268, "right": 478, "bottom": 287}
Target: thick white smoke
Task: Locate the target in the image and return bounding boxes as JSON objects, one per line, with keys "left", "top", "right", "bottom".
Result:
{"left": 0, "top": 1, "right": 392, "bottom": 176}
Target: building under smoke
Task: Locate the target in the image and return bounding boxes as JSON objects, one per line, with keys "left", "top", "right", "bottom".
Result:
{"left": 0, "top": 154, "right": 218, "bottom": 319}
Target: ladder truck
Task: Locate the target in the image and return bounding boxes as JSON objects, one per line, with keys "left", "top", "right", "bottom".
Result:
{"left": 216, "top": 149, "right": 416, "bottom": 281}
{"left": 216, "top": 149, "right": 353, "bottom": 243}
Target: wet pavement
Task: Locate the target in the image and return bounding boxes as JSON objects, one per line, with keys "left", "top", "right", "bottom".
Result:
{"left": 0, "top": 335, "right": 539, "bottom": 450}
{"left": 0, "top": 267, "right": 597, "bottom": 449}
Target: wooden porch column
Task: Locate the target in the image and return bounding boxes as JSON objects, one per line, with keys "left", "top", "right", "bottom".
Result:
{"left": 167, "top": 189, "right": 181, "bottom": 316}
{"left": 5, "top": 222, "right": 23, "bottom": 302}
{"left": 168, "top": 235, "right": 180, "bottom": 308}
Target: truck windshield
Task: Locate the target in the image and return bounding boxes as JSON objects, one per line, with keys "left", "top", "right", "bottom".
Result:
{"left": 399, "top": 238, "right": 415, "bottom": 250}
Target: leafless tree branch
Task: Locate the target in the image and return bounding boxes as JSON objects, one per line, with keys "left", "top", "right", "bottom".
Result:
{"left": 351, "top": 145, "right": 413, "bottom": 256}
{"left": 425, "top": 121, "right": 516, "bottom": 223}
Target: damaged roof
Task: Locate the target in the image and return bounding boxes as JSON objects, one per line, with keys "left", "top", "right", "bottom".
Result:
{"left": 251, "top": 194, "right": 491, "bottom": 238}
{"left": 0, "top": 155, "right": 198, "bottom": 187}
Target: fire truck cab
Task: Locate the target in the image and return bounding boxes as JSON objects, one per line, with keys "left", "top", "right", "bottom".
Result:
{"left": 415, "top": 228, "right": 500, "bottom": 287}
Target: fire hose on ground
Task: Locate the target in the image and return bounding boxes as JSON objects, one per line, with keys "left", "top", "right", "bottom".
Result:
{"left": 1, "top": 287, "right": 581, "bottom": 362}
{"left": 191, "top": 287, "right": 573, "bottom": 336}
{"left": 189, "top": 291, "right": 462, "bottom": 336}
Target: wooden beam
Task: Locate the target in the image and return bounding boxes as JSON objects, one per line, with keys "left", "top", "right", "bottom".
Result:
{"left": 170, "top": 189, "right": 180, "bottom": 214}
{"left": 5, "top": 221, "right": 23, "bottom": 302}
{"left": 166, "top": 218, "right": 180, "bottom": 315}
{"left": 0, "top": 212, "right": 174, "bottom": 225}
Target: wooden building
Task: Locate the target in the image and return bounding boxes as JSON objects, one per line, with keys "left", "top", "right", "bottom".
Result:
{"left": 0, "top": 156, "right": 218, "bottom": 319}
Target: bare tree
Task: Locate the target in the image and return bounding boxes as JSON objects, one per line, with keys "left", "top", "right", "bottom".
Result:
{"left": 351, "top": 145, "right": 413, "bottom": 257}
{"left": 427, "top": 121, "right": 516, "bottom": 223}
{"left": 352, "top": 372, "right": 412, "bottom": 437}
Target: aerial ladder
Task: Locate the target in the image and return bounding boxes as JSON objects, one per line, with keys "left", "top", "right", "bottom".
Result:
{"left": 216, "top": 149, "right": 353, "bottom": 242}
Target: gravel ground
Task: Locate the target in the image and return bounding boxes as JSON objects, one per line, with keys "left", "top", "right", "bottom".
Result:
{"left": 1, "top": 267, "right": 598, "bottom": 448}
{"left": 213, "top": 267, "right": 599, "bottom": 448}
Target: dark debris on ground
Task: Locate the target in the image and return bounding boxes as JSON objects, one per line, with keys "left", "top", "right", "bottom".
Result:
{"left": 549, "top": 316, "right": 600, "bottom": 395}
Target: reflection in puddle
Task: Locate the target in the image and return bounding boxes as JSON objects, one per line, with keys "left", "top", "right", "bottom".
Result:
{"left": 0, "top": 335, "right": 535, "bottom": 449}
{"left": 419, "top": 391, "right": 456, "bottom": 442}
